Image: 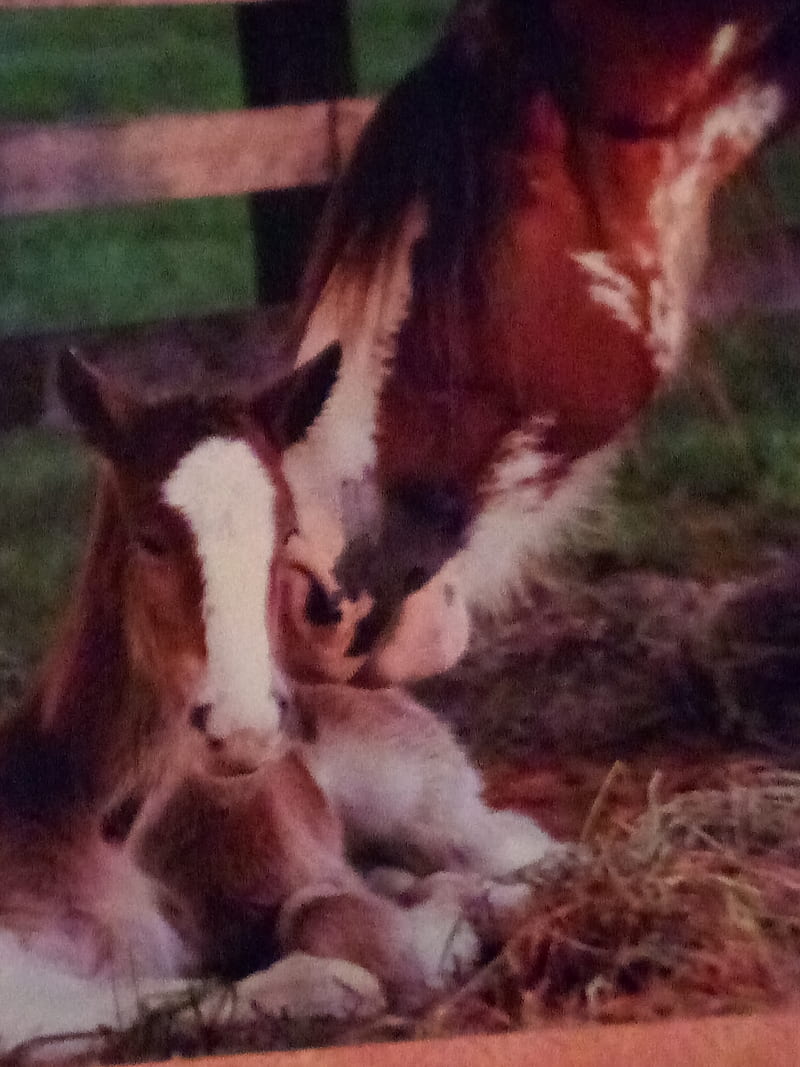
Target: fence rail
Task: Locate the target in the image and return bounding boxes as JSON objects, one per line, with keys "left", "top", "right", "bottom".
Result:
{"left": 0, "top": 98, "right": 377, "bottom": 216}
{"left": 0, "top": 0, "right": 362, "bottom": 421}
{"left": 0, "top": 0, "right": 286, "bottom": 7}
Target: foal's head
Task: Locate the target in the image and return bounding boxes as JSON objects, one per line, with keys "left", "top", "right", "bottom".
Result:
{"left": 58, "top": 344, "right": 341, "bottom": 743}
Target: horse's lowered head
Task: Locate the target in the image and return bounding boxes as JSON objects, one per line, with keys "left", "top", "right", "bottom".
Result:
{"left": 57, "top": 343, "right": 342, "bottom": 748}
{"left": 281, "top": 0, "right": 800, "bottom": 678}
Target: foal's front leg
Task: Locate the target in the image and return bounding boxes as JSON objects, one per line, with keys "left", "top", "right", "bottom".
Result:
{"left": 278, "top": 879, "right": 480, "bottom": 1013}
{"left": 134, "top": 745, "right": 480, "bottom": 1015}
{"left": 297, "top": 684, "right": 560, "bottom": 880}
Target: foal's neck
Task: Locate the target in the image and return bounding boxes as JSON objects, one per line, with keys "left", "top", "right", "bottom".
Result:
{"left": 0, "top": 474, "right": 168, "bottom": 820}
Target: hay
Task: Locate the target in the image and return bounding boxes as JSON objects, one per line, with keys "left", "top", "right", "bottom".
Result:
{"left": 418, "top": 767, "right": 800, "bottom": 1038}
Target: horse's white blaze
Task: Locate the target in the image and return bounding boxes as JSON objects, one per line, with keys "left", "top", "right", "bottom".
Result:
{"left": 284, "top": 206, "right": 426, "bottom": 565}
{"left": 164, "top": 437, "right": 280, "bottom": 740}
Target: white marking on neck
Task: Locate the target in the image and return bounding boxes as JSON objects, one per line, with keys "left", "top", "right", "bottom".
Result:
{"left": 646, "top": 83, "right": 784, "bottom": 376}
{"left": 572, "top": 251, "right": 643, "bottom": 334}
{"left": 283, "top": 205, "right": 426, "bottom": 565}
{"left": 163, "top": 437, "right": 280, "bottom": 739}
{"left": 456, "top": 438, "right": 618, "bottom": 613}
{"left": 709, "top": 24, "right": 739, "bottom": 71}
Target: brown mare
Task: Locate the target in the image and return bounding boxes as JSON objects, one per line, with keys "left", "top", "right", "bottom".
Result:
{"left": 0, "top": 348, "right": 554, "bottom": 1052}
{"left": 280, "top": 0, "right": 800, "bottom": 684}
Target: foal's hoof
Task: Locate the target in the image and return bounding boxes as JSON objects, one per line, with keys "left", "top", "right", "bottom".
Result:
{"left": 234, "top": 954, "right": 386, "bottom": 1021}
{"left": 171, "top": 955, "right": 386, "bottom": 1028}
{"left": 404, "top": 898, "right": 481, "bottom": 994}
{"left": 478, "top": 809, "right": 566, "bottom": 879}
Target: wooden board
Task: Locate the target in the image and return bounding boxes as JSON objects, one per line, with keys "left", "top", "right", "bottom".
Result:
{"left": 0, "top": 98, "right": 377, "bottom": 216}
{"left": 0, "top": 0, "right": 290, "bottom": 7}
{"left": 131, "top": 1011, "right": 800, "bottom": 1067}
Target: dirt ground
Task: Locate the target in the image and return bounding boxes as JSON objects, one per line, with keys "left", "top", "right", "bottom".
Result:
{"left": 421, "top": 564, "right": 800, "bottom": 761}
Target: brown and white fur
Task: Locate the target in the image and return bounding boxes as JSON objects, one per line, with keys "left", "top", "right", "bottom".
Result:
{"left": 0, "top": 349, "right": 553, "bottom": 1054}
{"left": 281, "top": 0, "right": 800, "bottom": 683}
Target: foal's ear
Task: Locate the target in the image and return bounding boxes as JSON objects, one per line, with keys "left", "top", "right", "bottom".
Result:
{"left": 57, "top": 348, "right": 137, "bottom": 459}
{"left": 251, "top": 341, "right": 342, "bottom": 451}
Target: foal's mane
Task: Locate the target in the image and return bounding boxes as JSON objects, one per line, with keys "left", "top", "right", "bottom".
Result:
{"left": 290, "top": 0, "right": 576, "bottom": 359}
{"left": 0, "top": 475, "right": 136, "bottom": 817}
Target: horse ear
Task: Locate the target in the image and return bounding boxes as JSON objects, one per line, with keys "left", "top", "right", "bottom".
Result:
{"left": 57, "top": 348, "right": 137, "bottom": 459}
{"left": 252, "top": 341, "right": 342, "bottom": 451}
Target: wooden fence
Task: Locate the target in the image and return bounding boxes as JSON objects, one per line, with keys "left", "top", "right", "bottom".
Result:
{"left": 0, "top": 99, "right": 375, "bottom": 216}
{"left": 0, "top": 0, "right": 380, "bottom": 428}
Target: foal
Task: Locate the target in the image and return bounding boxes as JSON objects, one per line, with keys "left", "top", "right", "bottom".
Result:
{"left": 0, "top": 344, "right": 351, "bottom": 1047}
{"left": 282, "top": 0, "right": 800, "bottom": 681}
{"left": 0, "top": 348, "right": 550, "bottom": 1051}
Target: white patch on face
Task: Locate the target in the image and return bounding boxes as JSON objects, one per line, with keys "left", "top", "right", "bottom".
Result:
{"left": 455, "top": 438, "right": 618, "bottom": 613}
{"left": 572, "top": 251, "right": 643, "bottom": 335}
{"left": 163, "top": 437, "right": 281, "bottom": 740}
{"left": 282, "top": 205, "right": 427, "bottom": 567}
{"left": 367, "top": 569, "right": 471, "bottom": 683}
{"left": 709, "top": 23, "right": 739, "bottom": 70}
{"left": 645, "top": 83, "right": 785, "bottom": 376}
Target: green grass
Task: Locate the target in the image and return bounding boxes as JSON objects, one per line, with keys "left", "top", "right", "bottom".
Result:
{"left": 571, "top": 313, "right": 800, "bottom": 578}
{"left": 0, "top": 428, "right": 91, "bottom": 670}
{"left": 0, "top": 3, "right": 452, "bottom": 338}
{"left": 0, "top": 199, "right": 257, "bottom": 336}
{"left": 350, "top": 0, "right": 452, "bottom": 91}
{"left": 0, "top": 8, "right": 245, "bottom": 123}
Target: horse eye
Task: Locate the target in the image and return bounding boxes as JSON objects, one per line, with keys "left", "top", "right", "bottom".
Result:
{"left": 134, "top": 529, "right": 171, "bottom": 558}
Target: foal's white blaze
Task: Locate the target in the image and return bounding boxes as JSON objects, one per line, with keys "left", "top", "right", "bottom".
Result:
{"left": 164, "top": 437, "right": 280, "bottom": 740}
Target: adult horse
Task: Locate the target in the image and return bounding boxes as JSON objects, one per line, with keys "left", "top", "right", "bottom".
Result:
{"left": 282, "top": 0, "right": 800, "bottom": 683}
{"left": 0, "top": 349, "right": 551, "bottom": 1052}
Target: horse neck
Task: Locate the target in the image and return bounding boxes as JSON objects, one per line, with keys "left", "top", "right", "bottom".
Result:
{"left": 1, "top": 471, "right": 161, "bottom": 819}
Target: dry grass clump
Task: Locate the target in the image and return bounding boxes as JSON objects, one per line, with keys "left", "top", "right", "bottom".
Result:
{"left": 422, "top": 767, "right": 800, "bottom": 1038}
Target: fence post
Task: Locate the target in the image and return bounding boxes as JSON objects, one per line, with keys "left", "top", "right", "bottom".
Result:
{"left": 235, "top": 0, "right": 355, "bottom": 305}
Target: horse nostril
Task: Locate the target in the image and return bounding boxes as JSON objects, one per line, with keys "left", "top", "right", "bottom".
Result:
{"left": 346, "top": 608, "right": 386, "bottom": 658}
{"left": 190, "top": 703, "right": 212, "bottom": 732}
{"left": 304, "top": 577, "right": 344, "bottom": 627}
